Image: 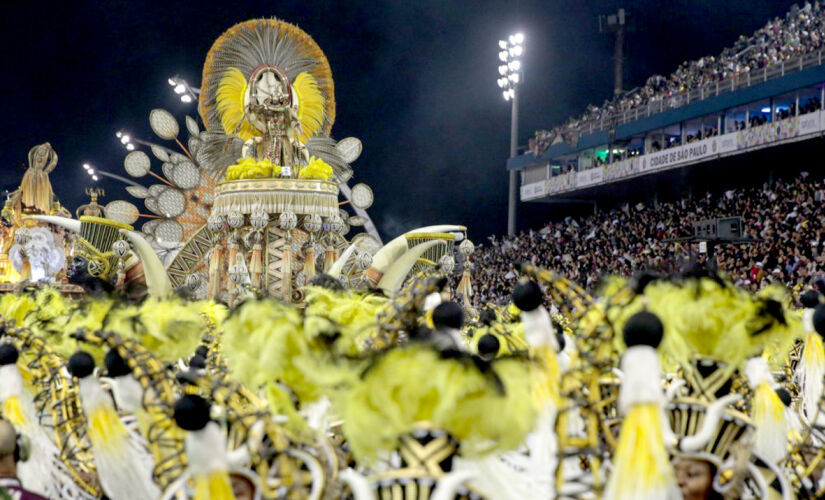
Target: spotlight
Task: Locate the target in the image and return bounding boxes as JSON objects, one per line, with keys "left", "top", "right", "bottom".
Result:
{"left": 498, "top": 40, "right": 508, "bottom": 49}
{"left": 499, "top": 51, "right": 509, "bottom": 62}
{"left": 512, "top": 45, "right": 523, "bottom": 57}
{"left": 498, "top": 65, "right": 508, "bottom": 76}
{"left": 120, "top": 135, "right": 130, "bottom": 144}
{"left": 174, "top": 83, "right": 186, "bottom": 94}
{"left": 514, "top": 33, "right": 524, "bottom": 44}
{"left": 503, "top": 90, "right": 510, "bottom": 101}
{"left": 115, "top": 131, "right": 123, "bottom": 139}
{"left": 168, "top": 78, "right": 177, "bottom": 86}
{"left": 181, "top": 94, "right": 193, "bottom": 103}
{"left": 92, "top": 175, "right": 99, "bottom": 181}
{"left": 126, "top": 143, "right": 135, "bottom": 151}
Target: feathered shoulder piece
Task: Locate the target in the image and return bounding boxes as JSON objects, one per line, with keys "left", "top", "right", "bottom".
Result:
{"left": 335, "top": 343, "right": 536, "bottom": 462}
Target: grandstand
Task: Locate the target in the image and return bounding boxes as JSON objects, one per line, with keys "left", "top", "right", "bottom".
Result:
{"left": 510, "top": 2, "right": 825, "bottom": 208}
{"left": 473, "top": 2, "right": 825, "bottom": 306}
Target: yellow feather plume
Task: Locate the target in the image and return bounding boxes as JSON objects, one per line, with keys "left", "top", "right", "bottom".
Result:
{"left": 293, "top": 72, "right": 325, "bottom": 142}
{"left": 217, "top": 67, "right": 257, "bottom": 141}
{"left": 336, "top": 344, "right": 535, "bottom": 462}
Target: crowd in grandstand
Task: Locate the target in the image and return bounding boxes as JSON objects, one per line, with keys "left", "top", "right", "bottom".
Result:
{"left": 532, "top": 1, "right": 825, "bottom": 156}
{"left": 471, "top": 172, "right": 825, "bottom": 304}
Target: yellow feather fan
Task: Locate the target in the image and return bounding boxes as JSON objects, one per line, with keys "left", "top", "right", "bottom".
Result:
{"left": 216, "top": 68, "right": 257, "bottom": 141}
{"left": 292, "top": 72, "right": 325, "bottom": 142}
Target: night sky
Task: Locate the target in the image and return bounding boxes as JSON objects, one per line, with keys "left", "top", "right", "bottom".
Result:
{"left": 0, "top": 0, "right": 800, "bottom": 243}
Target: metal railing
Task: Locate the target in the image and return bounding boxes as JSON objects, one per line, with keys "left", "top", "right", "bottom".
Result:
{"left": 570, "top": 49, "right": 825, "bottom": 137}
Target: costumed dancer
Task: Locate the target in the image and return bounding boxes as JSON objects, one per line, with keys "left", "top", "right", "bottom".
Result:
{"left": 67, "top": 351, "right": 160, "bottom": 500}
{"left": 0, "top": 344, "right": 92, "bottom": 499}
{"left": 604, "top": 311, "right": 681, "bottom": 500}
{"left": 745, "top": 354, "right": 793, "bottom": 466}
{"left": 796, "top": 295, "right": 825, "bottom": 423}
{"left": 165, "top": 394, "right": 235, "bottom": 500}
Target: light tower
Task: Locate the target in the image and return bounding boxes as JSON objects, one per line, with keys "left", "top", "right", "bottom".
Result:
{"left": 497, "top": 32, "right": 524, "bottom": 236}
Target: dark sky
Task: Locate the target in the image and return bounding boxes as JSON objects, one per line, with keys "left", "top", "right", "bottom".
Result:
{"left": 0, "top": 0, "right": 800, "bottom": 243}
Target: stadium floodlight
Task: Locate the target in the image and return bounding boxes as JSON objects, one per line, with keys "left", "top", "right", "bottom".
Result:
{"left": 168, "top": 75, "right": 200, "bottom": 104}
{"left": 497, "top": 32, "right": 525, "bottom": 237}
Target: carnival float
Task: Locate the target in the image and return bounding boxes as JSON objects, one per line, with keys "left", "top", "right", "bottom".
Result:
{"left": 0, "top": 15, "right": 822, "bottom": 500}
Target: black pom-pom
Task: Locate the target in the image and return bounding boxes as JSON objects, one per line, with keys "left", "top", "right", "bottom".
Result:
{"left": 0, "top": 344, "right": 18, "bottom": 366}
{"left": 512, "top": 281, "right": 542, "bottom": 312}
{"left": 68, "top": 351, "right": 95, "bottom": 379}
{"left": 479, "top": 309, "right": 497, "bottom": 326}
{"left": 776, "top": 388, "right": 792, "bottom": 407}
{"left": 308, "top": 273, "right": 345, "bottom": 291}
{"left": 622, "top": 311, "right": 664, "bottom": 348}
{"left": 477, "top": 334, "right": 500, "bottom": 357}
{"left": 189, "top": 354, "right": 207, "bottom": 370}
{"left": 801, "top": 290, "right": 822, "bottom": 309}
{"left": 173, "top": 394, "right": 211, "bottom": 431}
{"left": 103, "top": 349, "right": 131, "bottom": 378}
{"left": 432, "top": 302, "right": 464, "bottom": 330}
{"left": 195, "top": 345, "right": 209, "bottom": 358}
{"left": 814, "top": 304, "right": 825, "bottom": 337}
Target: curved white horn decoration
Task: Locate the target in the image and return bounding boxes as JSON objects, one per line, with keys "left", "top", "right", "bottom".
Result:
{"left": 328, "top": 244, "right": 357, "bottom": 278}
{"left": 377, "top": 240, "right": 445, "bottom": 295}
{"left": 24, "top": 215, "right": 82, "bottom": 233}
{"left": 430, "top": 470, "right": 477, "bottom": 500}
{"left": 679, "top": 394, "right": 741, "bottom": 452}
{"left": 367, "top": 225, "right": 464, "bottom": 286}
{"left": 338, "top": 468, "right": 375, "bottom": 500}
{"left": 119, "top": 229, "right": 173, "bottom": 297}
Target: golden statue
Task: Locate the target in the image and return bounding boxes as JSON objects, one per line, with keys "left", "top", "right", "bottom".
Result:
{"left": 21, "top": 142, "right": 58, "bottom": 213}
{"left": 76, "top": 188, "right": 105, "bottom": 218}
{"left": 3, "top": 142, "right": 69, "bottom": 227}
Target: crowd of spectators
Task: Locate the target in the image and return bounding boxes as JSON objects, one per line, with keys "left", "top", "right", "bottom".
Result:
{"left": 531, "top": 2, "right": 825, "bottom": 156}
{"left": 471, "top": 173, "right": 825, "bottom": 305}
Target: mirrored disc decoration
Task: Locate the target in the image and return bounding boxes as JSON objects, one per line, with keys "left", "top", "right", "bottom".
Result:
{"left": 336, "top": 137, "right": 363, "bottom": 164}
{"left": 104, "top": 201, "right": 140, "bottom": 225}
{"left": 144, "top": 197, "right": 161, "bottom": 215}
{"left": 348, "top": 215, "right": 367, "bottom": 227}
{"left": 155, "top": 220, "right": 184, "bottom": 243}
{"left": 350, "top": 183, "right": 374, "bottom": 209}
{"left": 124, "top": 151, "right": 152, "bottom": 177}
{"left": 149, "top": 109, "right": 180, "bottom": 140}
{"left": 352, "top": 233, "right": 382, "bottom": 256}
{"left": 148, "top": 184, "right": 168, "bottom": 198}
{"left": 162, "top": 162, "right": 175, "bottom": 180}
{"left": 170, "top": 160, "right": 201, "bottom": 189}
{"left": 126, "top": 185, "right": 150, "bottom": 199}
{"left": 142, "top": 219, "right": 160, "bottom": 235}
{"left": 188, "top": 137, "right": 201, "bottom": 156}
{"left": 157, "top": 188, "right": 187, "bottom": 218}
{"left": 151, "top": 145, "right": 170, "bottom": 162}
{"left": 185, "top": 115, "right": 200, "bottom": 137}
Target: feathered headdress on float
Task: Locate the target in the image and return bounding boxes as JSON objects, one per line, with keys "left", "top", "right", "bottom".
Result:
{"left": 197, "top": 18, "right": 351, "bottom": 181}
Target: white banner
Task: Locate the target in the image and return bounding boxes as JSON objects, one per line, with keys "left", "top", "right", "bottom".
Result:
{"left": 520, "top": 181, "right": 547, "bottom": 201}
{"left": 640, "top": 136, "right": 716, "bottom": 173}
{"left": 576, "top": 167, "right": 604, "bottom": 188}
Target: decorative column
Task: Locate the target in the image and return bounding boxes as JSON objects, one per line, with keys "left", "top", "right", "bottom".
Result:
{"left": 279, "top": 212, "right": 297, "bottom": 302}
{"left": 249, "top": 209, "right": 269, "bottom": 290}
{"left": 206, "top": 216, "right": 225, "bottom": 300}
{"left": 302, "top": 214, "right": 322, "bottom": 281}
{"left": 225, "top": 211, "right": 245, "bottom": 294}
